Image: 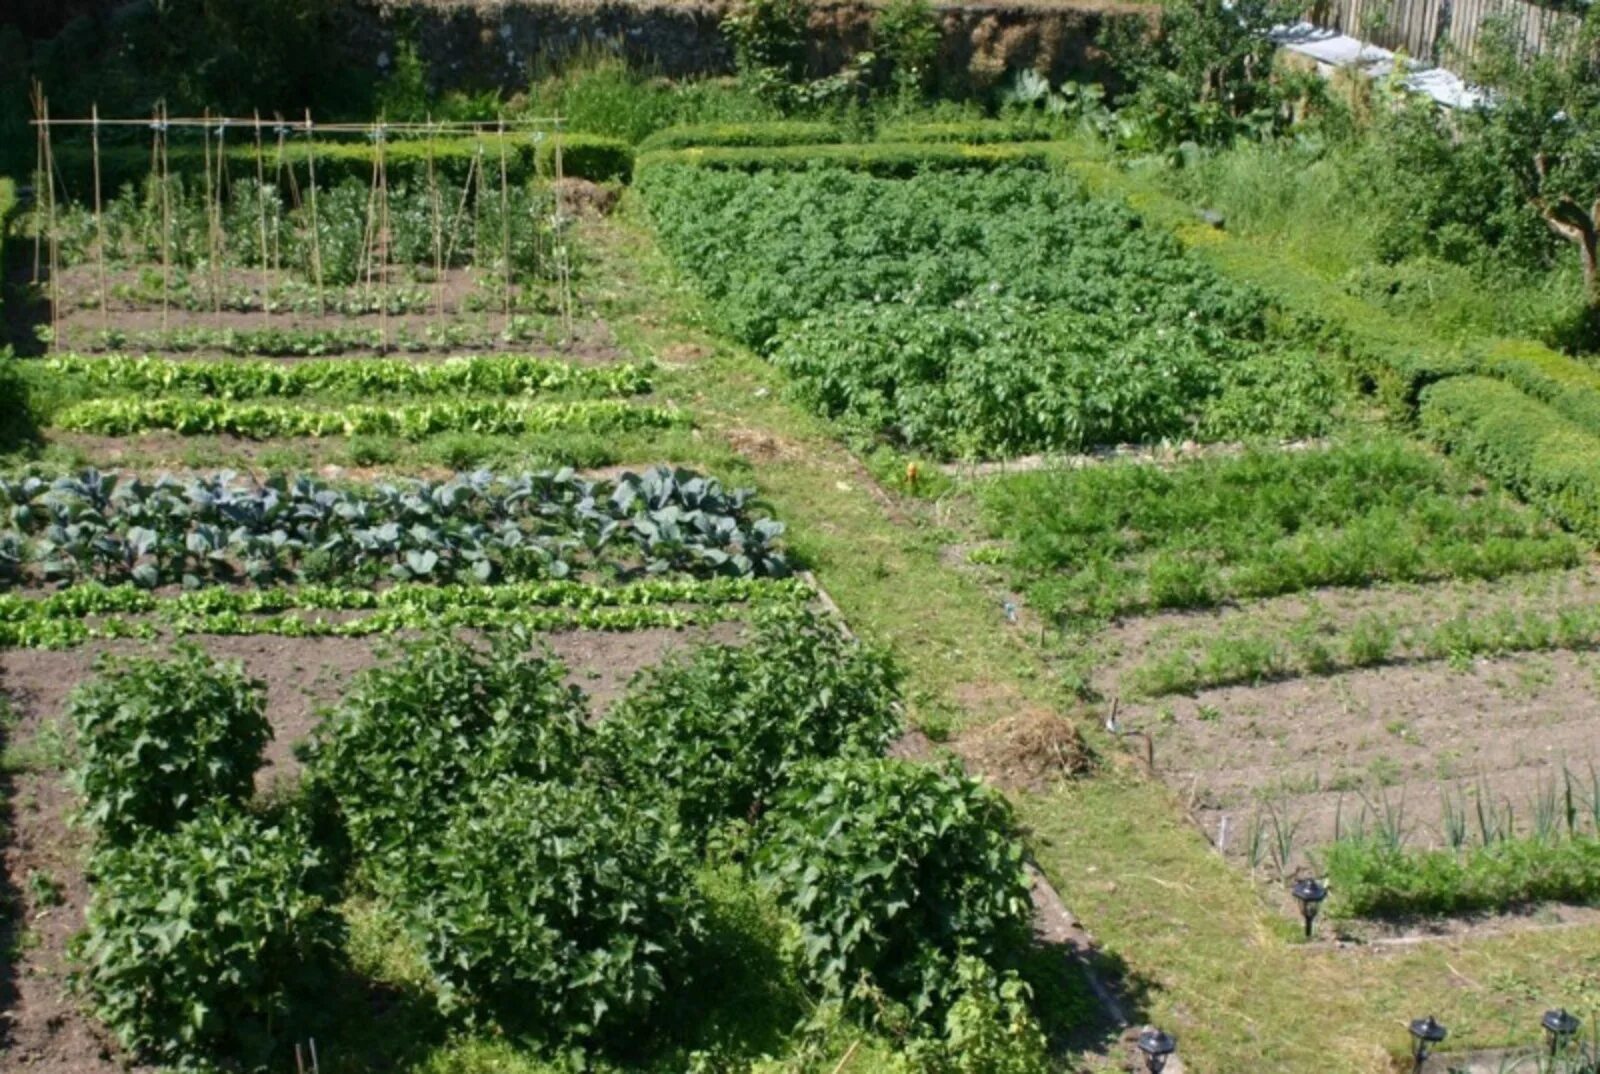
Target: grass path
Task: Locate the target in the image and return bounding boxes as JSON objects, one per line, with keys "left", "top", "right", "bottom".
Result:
{"left": 599, "top": 192, "right": 1600, "bottom": 1071}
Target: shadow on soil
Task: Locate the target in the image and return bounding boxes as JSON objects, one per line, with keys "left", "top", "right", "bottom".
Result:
{"left": 0, "top": 675, "right": 23, "bottom": 1055}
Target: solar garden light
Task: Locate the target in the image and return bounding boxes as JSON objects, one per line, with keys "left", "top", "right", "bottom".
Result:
{"left": 1137, "top": 1027, "right": 1178, "bottom": 1074}
{"left": 1290, "top": 876, "right": 1328, "bottom": 939}
{"left": 1542, "top": 1008, "right": 1581, "bottom": 1056}
{"left": 1409, "top": 1015, "right": 1447, "bottom": 1073}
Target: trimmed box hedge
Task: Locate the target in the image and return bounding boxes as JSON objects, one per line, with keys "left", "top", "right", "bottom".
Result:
{"left": 874, "top": 119, "right": 1063, "bottom": 144}
{"left": 51, "top": 133, "right": 631, "bottom": 199}
{"left": 1472, "top": 338, "right": 1600, "bottom": 440}
{"left": 638, "top": 121, "right": 846, "bottom": 152}
{"left": 634, "top": 140, "right": 1069, "bottom": 178}
{"left": 1420, "top": 375, "right": 1600, "bottom": 541}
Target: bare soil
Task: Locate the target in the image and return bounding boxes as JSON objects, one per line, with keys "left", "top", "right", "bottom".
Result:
{"left": 44, "top": 264, "right": 627, "bottom": 362}
{"left": 1121, "top": 647, "right": 1600, "bottom": 864}
{"left": 0, "top": 623, "right": 737, "bottom": 1073}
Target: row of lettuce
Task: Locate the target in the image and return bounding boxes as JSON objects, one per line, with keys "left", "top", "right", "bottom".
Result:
{"left": 69, "top": 608, "right": 1055, "bottom": 1072}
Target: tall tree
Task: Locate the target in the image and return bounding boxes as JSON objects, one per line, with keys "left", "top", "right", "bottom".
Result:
{"left": 1471, "top": 10, "right": 1600, "bottom": 316}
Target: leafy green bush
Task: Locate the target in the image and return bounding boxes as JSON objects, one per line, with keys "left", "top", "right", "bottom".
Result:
{"left": 400, "top": 778, "right": 703, "bottom": 1042}
{"left": 723, "top": 0, "right": 811, "bottom": 106}
{"left": 872, "top": 0, "right": 940, "bottom": 97}
{"left": 1420, "top": 375, "right": 1600, "bottom": 540}
{"left": 897, "top": 958, "right": 1051, "bottom": 1074}
{"left": 304, "top": 634, "right": 591, "bottom": 865}
{"left": 69, "top": 645, "right": 270, "bottom": 847}
{"left": 754, "top": 757, "right": 1031, "bottom": 1018}
{"left": 1324, "top": 834, "right": 1600, "bottom": 918}
{"left": 598, "top": 603, "right": 901, "bottom": 835}
{"left": 78, "top": 808, "right": 342, "bottom": 1068}
{"left": 1103, "top": 0, "right": 1320, "bottom": 150}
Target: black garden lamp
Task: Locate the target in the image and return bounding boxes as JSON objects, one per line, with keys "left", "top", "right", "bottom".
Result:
{"left": 1137, "top": 1027, "right": 1178, "bottom": 1074}
{"left": 1542, "top": 1008, "right": 1581, "bottom": 1055}
{"left": 1290, "top": 877, "right": 1328, "bottom": 939}
{"left": 1409, "top": 1015, "right": 1447, "bottom": 1073}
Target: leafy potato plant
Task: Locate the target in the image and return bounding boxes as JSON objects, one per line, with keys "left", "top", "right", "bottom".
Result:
{"left": 642, "top": 163, "right": 1327, "bottom": 457}
{"left": 598, "top": 603, "right": 903, "bottom": 837}
{"left": 754, "top": 757, "right": 1032, "bottom": 1018}
{"left": 304, "top": 633, "right": 592, "bottom": 866}
{"left": 77, "top": 809, "right": 342, "bottom": 1069}
{"left": 401, "top": 778, "right": 704, "bottom": 1043}
{"left": 69, "top": 645, "right": 270, "bottom": 847}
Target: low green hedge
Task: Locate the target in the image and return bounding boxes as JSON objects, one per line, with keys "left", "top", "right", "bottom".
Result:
{"left": 874, "top": 119, "right": 1063, "bottom": 144}
{"left": 633, "top": 140, "right": 1069, "bottom": 178}
{"left": 1420, "top": 375, "right": 1600, "bottom": 540}
{"left": 52, "top": 133, "right": 631, "bottom": 198}
{"left": 638, "top": 121, "right": 846, "bottom": 152}
{"left": 1473, "top": 338, "right": 1600, "bottom": 439}
{"left": 1325, "top": 834, "right": 1600, "bottom": 918}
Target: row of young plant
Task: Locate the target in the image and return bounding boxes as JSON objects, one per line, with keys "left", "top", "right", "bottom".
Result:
{"left": 51, "top": 396, "right": 680, "bottom": 442}
{"left": 45, "top": 174, "right": 571, "bottom": 286}
{"left": 641, "top": 163, "right": 1342, "bottom": 459}
{"left": 0, "top": 578, "right": 808, "bottom": 649}
{"left": 1126, "top": 598, "right": 1600, "bottom": 698}
{"left": 70, "top": 608, "right": 1051, "bottom": 1071}
{"left": 75, "top": 316, "right": 563, "bottom": 357}
{"left": 1316, "top": 775, "right": 1600, "bottom": 918}
{"left": 0, "top": 466, "right": 786, "bottom": 589}
{"left": 979, "top": 438, "right": 1582, "bottom": 629}
{"left": 43, "top": 353, "right": 653, "bottom": 401}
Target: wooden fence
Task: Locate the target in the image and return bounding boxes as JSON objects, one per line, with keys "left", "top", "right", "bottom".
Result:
{"left": 1306, "top": 0, "right": 1585, "bottom": 63}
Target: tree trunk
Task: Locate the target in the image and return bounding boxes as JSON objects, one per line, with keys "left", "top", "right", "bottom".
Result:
{"left": 1583, "top": 229, "right": 1599, "bottom": 313}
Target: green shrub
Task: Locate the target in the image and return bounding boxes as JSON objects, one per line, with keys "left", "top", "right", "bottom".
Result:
{"left": 401, "top": 778, "right": 703, "bottom": 1043}
{"left": 754, "top": 757, "right": 1031, "bottom": 1019}
{"left": 639, "top": 121, "right": 845, "bottom": 151}
{"left": 78, "top": 808, "right": 342, "bottom": 1068}
{"left": 897, "top": 958, "right": 1052, "bottom": 1074}
{"left": 1324, "top": 834, "right": 1600, "bottom": 918}
{"left": 1420, "top": 375, "right": 1600, "bottom": 540}
{"left": 598, "top": 603, "right": 901, "bottom": 836}
{"left": 69, "top": 645, "right": 270, "bottom": 847}
{"left": 304, "top": 634, "right": 591, "bottom": 865}
{"left": 1475, "top": 339, "right": 1600, "bottom": 438}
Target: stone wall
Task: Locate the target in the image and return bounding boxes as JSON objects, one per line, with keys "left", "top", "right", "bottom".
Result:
{"left": 360, "top": 0, "right": 1152, "bottom": 96}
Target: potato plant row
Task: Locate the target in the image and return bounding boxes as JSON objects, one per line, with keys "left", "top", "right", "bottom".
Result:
{"left": 0, "top": 466, "right": 786, "bottom": 589}
{"left": 642, "top": 164, "right": 1341, "bottom": 458}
